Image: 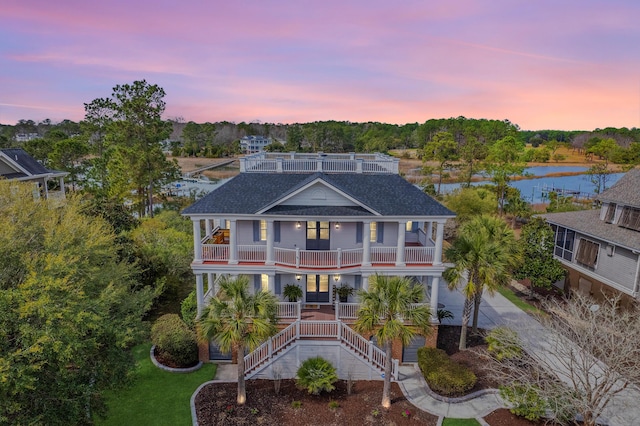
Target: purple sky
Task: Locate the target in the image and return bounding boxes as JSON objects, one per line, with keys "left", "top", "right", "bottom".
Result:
{"left": 1, "top": 0, "right": 639, "bottom": 130}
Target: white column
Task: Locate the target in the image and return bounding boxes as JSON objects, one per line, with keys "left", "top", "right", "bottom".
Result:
{"left": 205, "top": 219, "right": 212, "bottom": 237}
{"left": 430, "top": 276, "right": 440, "bottom": 323}
{"left": 362, "top": 222, "right": 371, "bottom": 266}
{"left": 229, "top": 219, "right": 238, "bottom": 264}
{"left": 266, "top": 220, "right": 275, "bottom": 265}
{"left": 207, "top": 273, "right": 214, "bottom": 294}
{"left": 434, "top": 221, "right": 445, "bottom": 265}
{"left": 362, "top": 273, "right": 370, "bottom": 291}
{"left": 192, "top": 219, "right": 202, "bottom": 262}
{"left": 396, "top": 221, "right": 406, "bottom": 266}
{"left": 59, "top": 177, "right": 66, "bottom": 196}
{"left": 268, "top": 273, "right": 275, "bottom": 294}
{"left": 196, "top": 274, "right": 205, "bottom": 318}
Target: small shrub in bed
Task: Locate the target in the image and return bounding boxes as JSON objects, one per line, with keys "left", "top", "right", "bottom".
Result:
{"left": 151, "top": 314, "right": 199, "bottom": 367}
{"left": 296, "top": 356, "right": 338, "bottom": 395}
{"left": 486, "top": 326, "right": 522, "bottom": 361}
{"left": 417, "top": 347, "right": 477, "bottom": 395}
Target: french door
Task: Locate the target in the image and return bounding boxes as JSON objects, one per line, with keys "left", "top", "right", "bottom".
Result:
{"left": 306, "top": 275, "right": 330, "bottom": 303}
{"left": 306, "top": 221, "right": 330, "bottom": 250}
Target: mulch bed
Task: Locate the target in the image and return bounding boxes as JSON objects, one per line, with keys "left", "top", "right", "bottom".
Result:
{"left": 195, "top": 379, "right": 438, "bottom": 425}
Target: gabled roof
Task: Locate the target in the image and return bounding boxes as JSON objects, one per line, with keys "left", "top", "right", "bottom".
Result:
{"left": 0, "top": 148, "right": 66, "bottom": 179}
{"left": 542, "top": 209, "right": 640, "bottom": 251}
{"left": 182, "top": 172, "right": 455, "bottom": 218}
{"left": 597, "top": 168, "right": 640, "bottom": 208}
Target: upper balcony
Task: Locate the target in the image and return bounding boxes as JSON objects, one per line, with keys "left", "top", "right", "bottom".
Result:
{"left": 198, "top": 224, "right": 439, "bottom": 270}
{"left": 239, "top": 152, "right": 399, "bottom": 174}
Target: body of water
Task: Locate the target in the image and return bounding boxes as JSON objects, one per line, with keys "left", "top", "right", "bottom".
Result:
{"left": 439, "top": 171, "right": 624, "bottom": 204}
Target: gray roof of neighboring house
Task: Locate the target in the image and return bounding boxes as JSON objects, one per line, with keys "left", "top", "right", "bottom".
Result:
{"left": 542, "top": 209, "right": 640, "bottom": 251}
{"left": 0, "top": 148, "right": 66, "bottom": 178}
{"left": 182, "top": 172, "right": 455, "bottom": 218}
{"left": 596, "top": 167, "right": 640, "bottom": 208}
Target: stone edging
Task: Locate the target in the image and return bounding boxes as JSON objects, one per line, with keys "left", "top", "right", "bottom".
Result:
{"left": 412, "top": 364, "right": 501, "bottom": 403}
{"left": 150, "top": 345, "right": 203, "bottom": 374}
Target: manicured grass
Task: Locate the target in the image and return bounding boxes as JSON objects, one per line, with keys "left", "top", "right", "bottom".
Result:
{"left": 96, "top": 343, "right": 217, "bottom": 426}
{"left": 497, "top": 286, "right": 543, "bottom": 315}
{"left": 443, "top": 418, "right": 481, "bottom": 426}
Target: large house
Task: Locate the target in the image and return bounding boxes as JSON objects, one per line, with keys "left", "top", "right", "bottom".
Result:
{"left": 239, "top": 135, "right": 274, "bottom": 154}
{"left": 543, "top": 168, "right": 640, "bottom": 306}
{"left": 182, "top": 152, "right": 455, "bottom": 379}
{"left": 0, "top": 148, "right": 67, "bottom": 199}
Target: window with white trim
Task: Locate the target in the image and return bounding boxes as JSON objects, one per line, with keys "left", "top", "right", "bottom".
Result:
{"left": 260, "top": 220, "right": 267, "bottom": 241}
{"left": 553, "top": 225, "right": 575, "bottom": 261}
{"left": 604, "top": 203, "right": 616, "bottom": 223}
{"left": 261, "top": 274, "right": 269, "bottom": 292}
{"left": 370, "top": 222, "right": 377, "bottom": 242}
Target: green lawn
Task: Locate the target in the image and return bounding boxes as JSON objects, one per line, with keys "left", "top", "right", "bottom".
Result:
{"left": 96, "top": 343, "right": 217, "bottom": 426}
{"left": 497, "top": 286, "right": 543, "bottom": 315}
{"left": 442, "top": 418, "right": 481, "bottom": 426}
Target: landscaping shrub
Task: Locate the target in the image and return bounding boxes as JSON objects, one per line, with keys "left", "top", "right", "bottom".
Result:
{"left": 181, "top": 290, "right": 197, "bottom": 329}
{"left": 499, "top": 383, "right": 547, "bottom": 421}
{"left": 486, "top": 326, "right": 522, "bottom": 361}
{"left": 296, "top": 357, "right": 338, "bottom": 395}
{"left": 417, "top": 347, "right": 477, "bottom": 395}
{"left": 151, "top": 314, "right": 198, "bottom": 367}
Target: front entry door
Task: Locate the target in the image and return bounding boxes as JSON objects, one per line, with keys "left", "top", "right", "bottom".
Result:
{"left": 306, "top": 221, "right": 330, "bottom": 250}
{"left": 306, "top": 275, "right": 330, "bottom": 303}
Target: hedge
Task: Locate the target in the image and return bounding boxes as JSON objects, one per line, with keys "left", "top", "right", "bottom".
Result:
{"left": 417, "top": 347, "right": 477, "bottom": 396}
{"left": 151, "top": 314, "right": 199, "bottom": 367}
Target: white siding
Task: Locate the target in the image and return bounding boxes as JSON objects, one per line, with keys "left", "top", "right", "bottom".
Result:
{"left": 281, "top": 182, "right": 359, "bottom": 207}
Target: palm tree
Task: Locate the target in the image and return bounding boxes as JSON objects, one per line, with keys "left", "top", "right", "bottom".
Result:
{"left": 444, "top": 215, "right": 521, "bottom": 350}
{"left": 198, "top": 275, "right": 277, "bottom": 405}
{"left": 354, "top": 275, "right": 431, "bottom": 409}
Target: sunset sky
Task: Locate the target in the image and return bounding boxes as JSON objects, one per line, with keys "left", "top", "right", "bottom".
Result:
{"left": 1, "top": 1, "right": 639, "bottom": 130}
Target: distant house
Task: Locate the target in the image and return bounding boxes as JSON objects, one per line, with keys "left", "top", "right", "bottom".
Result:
{"left": 0, "top": 148, "right": 67, "bottom": 199}
{"left": 543, "top": 168, "right": 640, "bottom": 306}
{"left": 14, "top": 133, "right": 40, "bottom": 142}
{"left": 239, "top": 135, "right": 273, "bottom": 154}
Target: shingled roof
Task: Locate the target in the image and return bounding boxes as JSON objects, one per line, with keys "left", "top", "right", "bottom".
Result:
{"left": 0, "top": 148, "right": 66, "bottom": 179}
{"left": 182, "top": 172, "right": 455, "bottom": 218}
{"left": 596, "top": 167, "right": 640, "bottom": 208}
{"left": 542, "top": 209, "right": 640, "bottom": 251}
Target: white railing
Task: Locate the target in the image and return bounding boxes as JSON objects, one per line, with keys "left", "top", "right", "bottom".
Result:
{"left": 202, "top": 244, "right": 229, "bottom": 261}
{"left": 277, "top": 301, "right": 302, "bottom": 319}
{"left": 336, "top": 302, "right": 360, "bottom": 320}
{"left": 237, "top": 245, "right": 266, "bottom": 262}
{"left": 341, "top": 248, "right": 363, "bottom": 266}
{"left": 239, "top": 152, "right": 399, "bottom": 174}
{"left": 202, "top": 245, "right": 434, "bottom": 266}
{"left": 370, "top": 247, "right": 396, "bottom": 264}
{"left": 405, "top": 247, "right": 434, "bottom": 264}
{"left": 244, "top": 320, "right": 399, "bottom": 380}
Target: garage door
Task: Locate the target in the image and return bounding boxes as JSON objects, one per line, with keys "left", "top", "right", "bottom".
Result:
{"left": 402, "top": 336, "right": 426, "bottom": 363}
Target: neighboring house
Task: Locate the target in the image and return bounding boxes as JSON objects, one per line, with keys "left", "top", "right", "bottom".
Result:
{"left": 182, "top": 152, "right": 455, "bottom": 378}
{"left": 239, "top": 135, "right": 273, "bottom": 154}
{"left": 14, "top": 132, "right": 40, "bottom": 142}
{"left": 543, "top": 168, "right": 640, "bottom": 306}
{"left": 0, "top": 148, "right": 67, "bottom": 199}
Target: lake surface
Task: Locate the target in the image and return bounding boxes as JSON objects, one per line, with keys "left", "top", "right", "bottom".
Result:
{"left": 439, "top": 171, "right": 624, "bottom": 204}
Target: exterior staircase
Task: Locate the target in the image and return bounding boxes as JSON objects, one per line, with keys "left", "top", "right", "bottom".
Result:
{"left": 243, "top": 320, "right": 399, "bottom": 380}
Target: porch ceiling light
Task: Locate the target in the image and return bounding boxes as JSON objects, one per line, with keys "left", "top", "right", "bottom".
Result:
{"left": 296, "top": 221, "right": 301, "bottom": 229}
{"left": 335, "top": 222, "right": 340, "bottom": 229}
